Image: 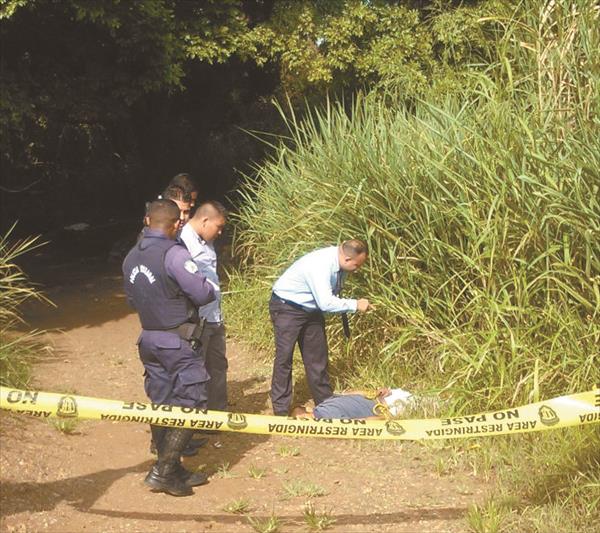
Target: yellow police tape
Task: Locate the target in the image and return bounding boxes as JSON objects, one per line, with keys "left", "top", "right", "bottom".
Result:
{"left": 1, "top": 386, "right": 598, "bottom": 441}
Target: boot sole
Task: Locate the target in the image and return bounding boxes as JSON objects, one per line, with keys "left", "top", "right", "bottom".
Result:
{"left": 184, "top": 475, "right": 209, "bottom": 488}
{"left": 144, "top": 476, "right": 194, "bottom": 497}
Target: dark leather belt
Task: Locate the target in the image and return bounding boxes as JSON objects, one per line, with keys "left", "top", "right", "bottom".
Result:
{"left": 271, "top": 292, "right": 308, "bottom": 312}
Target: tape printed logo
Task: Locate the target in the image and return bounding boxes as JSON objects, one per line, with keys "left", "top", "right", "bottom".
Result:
{"left": 227, "top": 412, "right": 248, "bottom": 430}
{"left": 57, "top": 396, "right": 78, "bottom": 418}
{"left": 385, "top": 420, "right": 406, "bottom": 436}
{"left": 538, "top": 405, "right": 559, "bottom": 426}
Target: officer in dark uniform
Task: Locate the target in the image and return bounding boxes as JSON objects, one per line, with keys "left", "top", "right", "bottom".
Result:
{"left": 122, "top": 199, "right": 215, "bottom": 497}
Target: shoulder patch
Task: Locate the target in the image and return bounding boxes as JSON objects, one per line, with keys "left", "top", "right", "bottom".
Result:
{"left": 184, "top": 260, "right": 198, "bottom": 274}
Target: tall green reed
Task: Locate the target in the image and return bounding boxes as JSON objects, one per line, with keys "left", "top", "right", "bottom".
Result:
{"left": 226, "top": 0, "right": 599, "bottom": 412}
{"left": 0, "top": 223, "right": 51, "bottom": 387}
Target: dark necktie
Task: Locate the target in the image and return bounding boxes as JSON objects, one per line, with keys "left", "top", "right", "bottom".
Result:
{"left": 334, "top": 271, "right": 351, "bottom": 339}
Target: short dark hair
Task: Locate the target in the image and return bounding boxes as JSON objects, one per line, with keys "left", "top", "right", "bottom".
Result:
{"left": 160, "top": 184, "right": 191, "bottom": 203}
{"left": 342, "top": 239, "right": 368, "bottom": 257}
{"left": 169, "top": 173, "right": 197, "bottom": 195}
{"left": 147, "top": 199, "right": 180, "bottom": 230}
{"left": 195, "top": 200, "right": 227, "bottom": 219}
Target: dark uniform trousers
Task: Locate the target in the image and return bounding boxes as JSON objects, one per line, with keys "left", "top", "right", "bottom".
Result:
{"left": 269, "top": 297, "right": 333, "bottom": 415}
{"left": 138, "top": 330, "right": 209, "bottom": 409}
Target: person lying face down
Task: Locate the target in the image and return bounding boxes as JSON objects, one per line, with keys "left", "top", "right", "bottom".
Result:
{"left": 291, "top": 387, "right": 414, "bottom": 420}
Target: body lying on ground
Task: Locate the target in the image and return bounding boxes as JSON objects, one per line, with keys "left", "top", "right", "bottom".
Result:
{"left": 291, "top": 387, "right": 414, "bottom": 420}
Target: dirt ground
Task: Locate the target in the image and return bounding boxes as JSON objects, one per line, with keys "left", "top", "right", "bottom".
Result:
{"left": 0, "top": 259, "right": 490, "bottom": 533}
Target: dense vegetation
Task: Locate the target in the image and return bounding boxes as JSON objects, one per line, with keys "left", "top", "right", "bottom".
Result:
{"left": 228, "top": 0, "right": 599, "bottom": 408}
{"left": 1, "top": 0, "right": 502, "bottom": 232}
{"left": 225, "top": 1, "right": 599, "bottom": 530}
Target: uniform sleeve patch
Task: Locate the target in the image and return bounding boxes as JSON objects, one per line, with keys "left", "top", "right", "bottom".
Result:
{"left": 184, "top": 260, "right": 199, "bottom": 274}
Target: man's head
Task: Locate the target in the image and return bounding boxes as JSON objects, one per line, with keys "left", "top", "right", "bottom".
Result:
{"left": 161, "top": 185, "right": 192, "bottom": 230}
{"left": 190, "top": 201, "right": 227, "bottom": 242}
{"left": 338, "top": 239, "right": 368, "bottom": 272}
{"left": 146, "top": 199, "right": 180, "bottom": 239}
{"left": 169, "top": 173, "right": 198, "bottom": 207}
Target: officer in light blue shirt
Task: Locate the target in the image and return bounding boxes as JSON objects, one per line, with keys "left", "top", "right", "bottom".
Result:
{"left": 270, "top": 240, "right": 371, "bottom": 415}
{"left": 180, "top": 201, "right": 228, "bottom": 412}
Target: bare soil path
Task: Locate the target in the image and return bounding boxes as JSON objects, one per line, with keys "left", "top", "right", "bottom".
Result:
{"left": 1, "top": 260, "right": 489, "bottom": 532}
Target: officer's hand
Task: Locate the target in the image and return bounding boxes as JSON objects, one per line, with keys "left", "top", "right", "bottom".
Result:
{"left": 356, "top": 298, "right": 371, "bottom": 312}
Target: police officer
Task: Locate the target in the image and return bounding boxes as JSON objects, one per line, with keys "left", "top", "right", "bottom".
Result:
{"left": 168, "top": 173, "right": 199, "bottom": 211}
{"left": 180, "top": 202, "right": 228, "bottom": 412}
{"left": 122, "top": 199, "right": 215, "bottom": 497}
{"left": 157, "top": 184, "right": 193, "bottom": 232}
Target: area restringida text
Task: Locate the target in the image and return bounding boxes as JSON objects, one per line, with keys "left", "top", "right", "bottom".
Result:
{"left": 1, "top": 386, "right": 598, "bottom": 441}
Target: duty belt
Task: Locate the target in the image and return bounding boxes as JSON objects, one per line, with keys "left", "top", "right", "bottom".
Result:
{"left": 168, "top": 318, "right": 206, "bottom": 350}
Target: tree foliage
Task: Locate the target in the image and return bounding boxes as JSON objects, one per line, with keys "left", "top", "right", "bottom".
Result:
{"left": 238, "top": 0, "right": 500, "bottom": 96}
{"left": 1, "top": 0, "right": 507, "bottom": 230}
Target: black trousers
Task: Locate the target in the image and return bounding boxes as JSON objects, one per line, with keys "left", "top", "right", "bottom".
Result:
{"left": 198, "top": 322, "right": 228, "bottom": 411}
{"left": 269, "top": 297, "right": 333, "bottom": 415}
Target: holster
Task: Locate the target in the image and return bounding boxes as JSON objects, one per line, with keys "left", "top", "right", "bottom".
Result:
{"left": 172, "top": 318, "right": 206, "bottom": 350}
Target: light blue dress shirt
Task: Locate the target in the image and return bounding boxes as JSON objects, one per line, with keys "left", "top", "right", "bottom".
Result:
{"left": 272, "top": 246, "right": 357, "bottom": 313}
{"left": 180, "top": 223, "right": 222, "bottom": 323}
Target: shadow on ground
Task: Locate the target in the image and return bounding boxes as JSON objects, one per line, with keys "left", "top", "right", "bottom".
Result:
{"left": 0, "top": 461, "right": 151, "bottom": 517}
{"left": 1, "top": 467, "right": 466, "bottom": 525}
{"left": 86, "top": 506, "right": 467, "bottom": 526}
{"left": 186, "top": 376, "right": 271, "bottom": 475}
{"left": 0, "top": 375, "right": 273, "bottom": 520}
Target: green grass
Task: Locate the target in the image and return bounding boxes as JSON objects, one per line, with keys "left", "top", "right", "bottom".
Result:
{"left": 277, "top": 445, "right": 300, "bottom": 457}
{"left": 222, "top": 497, "right": 252, "bottom": 514}
{"left": 0, "top": 330, "right": 40, "bottom": 388}
{"left": 0, "top": 224, "right": 52, "bottom": 388}
{"left": 282, "top": 479, "right": 326, "bottom": 499}
{"left": 50, "top": 418, "right": 80, "bottom": 435}
{"left": 214, "top": 461, "right": 236, "bottom": 479}
{"left": 222, "top": 274, "right": 272, "bottom": 355}
{"left": 247, "top": 513, "right": 281, "bottom": 533}
{"left": 303, "top": 502, "right": 336, "bottom": 531}
{"left": 466, "top": 498, "right": 513, "bottom": 533}
{"left": 465, "top": 426, "right": 600, "bottom": 532}
{"left": 248, "top": 464, "right": 267, "bottom": 479}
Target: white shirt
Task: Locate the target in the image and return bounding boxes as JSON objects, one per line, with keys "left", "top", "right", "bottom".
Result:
{"left": 180, "top": 223, "right": 222, "bottom": 322}
{"left": 272, "top": 246, "right": 357, "bottom": 313}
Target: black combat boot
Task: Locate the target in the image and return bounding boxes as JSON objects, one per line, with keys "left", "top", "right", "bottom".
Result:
{"left": 174, "top": 462, "right": 209, "bottom": 487}
{"left": 149, "top": 424, "right": 168, "bottom": 455}
{"left": 144, "top": 428, "right": 195, "bottom": 496}
{"left": 150, "top": 429, "right": 207, "bottom": 457}
{"left": 181, "top": 436, "right": 208, "bottom": 456}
